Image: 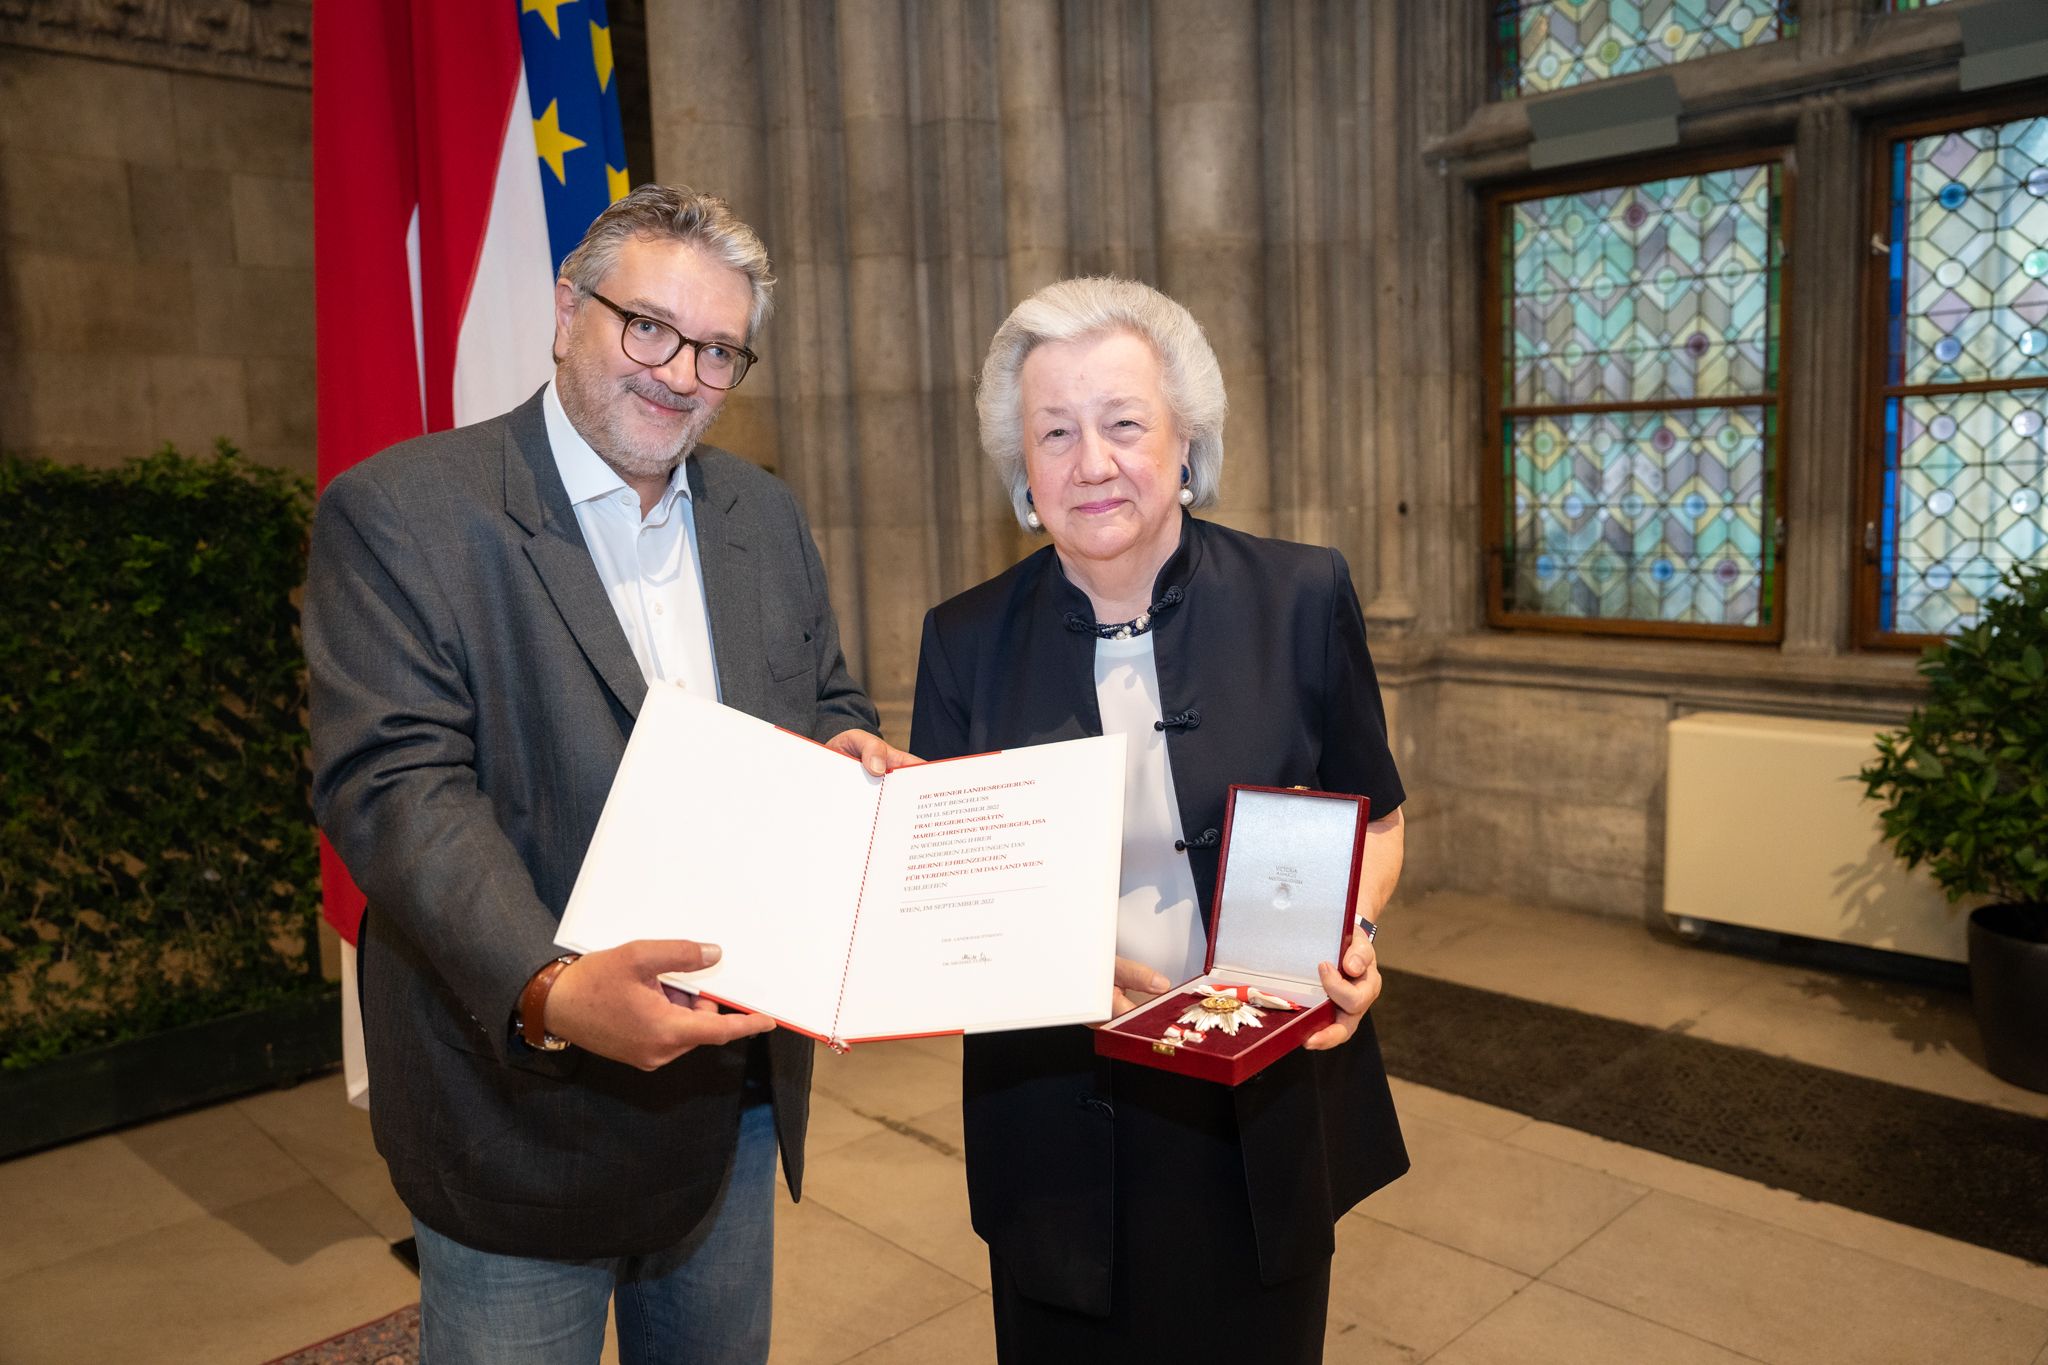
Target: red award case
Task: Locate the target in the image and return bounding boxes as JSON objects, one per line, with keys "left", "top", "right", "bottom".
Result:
{"left": 1093, "top": 785, "right": 1370, "bottom": 1085}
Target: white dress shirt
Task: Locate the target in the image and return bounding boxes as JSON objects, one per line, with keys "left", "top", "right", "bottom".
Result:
{"left": 1094, "top": 633, "right": 1206, "bottom": 983}
{"left": 543, "top": 382, "right": 721, "bottom": 696}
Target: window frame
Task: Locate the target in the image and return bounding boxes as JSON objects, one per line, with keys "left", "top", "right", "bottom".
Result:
{"left": 1480, "top": 143, "right": 1796, "bottom": 643}
{"left": 1854, "top": 92, "right": 2048, "bottom": 651}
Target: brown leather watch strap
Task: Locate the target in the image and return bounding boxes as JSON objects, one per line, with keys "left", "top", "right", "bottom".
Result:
{"left": 517, "top": 954, "right": 579, "bottom": 1051}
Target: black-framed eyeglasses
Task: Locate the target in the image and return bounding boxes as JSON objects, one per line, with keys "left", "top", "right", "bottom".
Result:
{"left": 585, "top": 290, "right": 757, "bottom": 390}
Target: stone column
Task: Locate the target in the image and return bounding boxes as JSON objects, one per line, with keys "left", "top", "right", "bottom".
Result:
{"left": 1798, "top": 0, "right": 1868, "bottom": 61}
{"left": 756, "top": 1, "right": 867, "bottom": 674}
{"left": 904, "top": 0, "right": 1016, "bottom": 596}
{"left": 837, "top": 0, "right": 940, "bottom": 711}
{"left": 1153, "top": 0, "right": 1270, "bottom": 536}
{"left": 645, "top": 0, "right": 780, "bottom": 464}
{"left": 1064, "top": 0, "right": 1155, "bottom": 282}
{"left": 997, "top": 0, "right": 1070, "bottom": 301}
{"left": 1780, "top": 95, "right": 1860, "bottom": 654}
{"left": 1259, "top": 0, "right": 1374, "bottom": 557}
{"left": 981, "top": 0, "right": 1071, "bottom": 581}
{"left": 1433, "top": 66, "right": 1490, "bottom": 639}
{"left": 1358, "top": 5, "right": 1417, "bottom": 633}
{"left": 1386, "top": 0, "right": 1486, "bottom": 638}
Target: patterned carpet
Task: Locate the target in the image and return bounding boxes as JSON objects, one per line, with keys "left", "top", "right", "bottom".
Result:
{"left": 263, "top": 1305, "right": 416, "bottom": 1365}
{"left": 1374, "top": 967, "right": 2048, "bottom": 1266}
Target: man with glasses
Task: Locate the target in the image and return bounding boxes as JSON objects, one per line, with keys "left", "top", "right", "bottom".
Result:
{"left": 305, "top": 186, "right": 908, "bottom": 1364}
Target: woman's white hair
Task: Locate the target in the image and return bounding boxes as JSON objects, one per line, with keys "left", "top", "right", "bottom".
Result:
{"left": 976, "top": 277, "right": 1227, "bottom": 530}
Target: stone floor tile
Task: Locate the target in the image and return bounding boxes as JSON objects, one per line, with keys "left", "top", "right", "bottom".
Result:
{"left": 0, "top": 1180, "right": 415, "bottom": 1365}
{"left": 1325, "top": 1215, "right": 1527, "bottom": 1362}
{"left": 1360, "top": 1115, "right": 1646, "bottom": 1276}
{"left": 0, "top": 1103, "right": 305, "bottom": 1281}
{"left": 1403, "top": 893, "right": 2038, "bottom": 1119}
{"left": 233, "top": 1071, "right": 380, "bottom": 1183}
{"left": 838, "top": 1296, "right": 997, "bottom": 1365}
{"left": 1510, "top": 1120, "right": 2048, "bottom": 1312}
{"left": 811, "top": 1040, "right": 962, "bottom": 1125}
{"left": 318, "top": 1158, "right": 416, "bottom": 1246}
{"left": 1689, "top": 976, "right": 2048, "bottom": 1119}
{"left": 1387, "top": 1076, "right": 1533, "bottom": 1141}
{"left": 805, "top": 1089, "right": 894, "bottom": 1158}
{"left": 769, "top": 1195, "right": 980, "bottom": 1365}
{"left": 1395, "top": 891, "right": 1802, "bottom": 1031}
{"left": 1430, "top": 1282, "right": 1766, "bottom": 1365}
{"left": 802, "top": 1120, "right": 986, "bottom": 1290}
{"left": 889, "top": 1033, "right": 964, "bottom": 1065}
{"left": 1392, "top": 892, "right": 1810, "bottom": 1019}
{"left": 1545, "top": 1192, "right": 2048, "bottom": 1365}
{"left": 903, "top": 1099, "right": 965, "bottom": 1155}
{"left": 113, "top": 1100, "right": 309, "bottom": 1204}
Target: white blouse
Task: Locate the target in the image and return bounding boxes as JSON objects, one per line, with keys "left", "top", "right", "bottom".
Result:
{"left": 1094, "top": 634, "right": 1206, "bottom": 983}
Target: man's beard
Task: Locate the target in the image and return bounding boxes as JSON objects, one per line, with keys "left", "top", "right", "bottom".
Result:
{"left": 557, "top": 350, "right": 720, "bottom": 482}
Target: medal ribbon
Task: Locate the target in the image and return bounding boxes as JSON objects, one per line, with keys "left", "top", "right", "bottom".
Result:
{"left": 1203, "top": 983, "right": 1301, "bottom": 1011}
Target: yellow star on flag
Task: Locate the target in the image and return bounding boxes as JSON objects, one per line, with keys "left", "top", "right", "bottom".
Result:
{"left": 591, "top": 20, "right": 615, "bottom": 91}
{"left": 522, "top": 0, "right": 578, "bottom": 40}
{"left": 607, "top": 164, "right": 631, "bottom": 203}
{"left": 532, "top": 99, "right": 587, "bottom": 184}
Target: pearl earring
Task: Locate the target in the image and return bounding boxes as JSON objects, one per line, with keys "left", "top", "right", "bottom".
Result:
{"left": 1178, "top": 486, "right": 1195, "bottom": 507}
{"left": 1026, "top": 509, "right": 1043, "bottom": 531}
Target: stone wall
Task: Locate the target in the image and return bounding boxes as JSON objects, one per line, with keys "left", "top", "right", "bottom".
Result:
{"left": 645, "top": 0, "right": 1998, "bottom": 921}
{"left": 0, "top": 0, "right": 2003, "bottom": 923}
{"left": 647, "top": 0, "right": 1447, "bottom": 732}
{"left": 0, "top": 2, "right": 312, "bottom": 474}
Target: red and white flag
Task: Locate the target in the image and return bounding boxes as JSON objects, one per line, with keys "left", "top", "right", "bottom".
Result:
{"left": 313, "top": 0, "right": 629, "bottom": 1101}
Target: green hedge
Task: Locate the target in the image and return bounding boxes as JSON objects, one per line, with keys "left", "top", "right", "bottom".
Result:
{"left": 0, "top": 442, "right": 324, "bottom": 1070}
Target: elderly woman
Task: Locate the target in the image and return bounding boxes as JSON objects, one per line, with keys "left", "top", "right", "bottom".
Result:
{"left": 911, "top": 278, "right": 1408, "bottom": 1358}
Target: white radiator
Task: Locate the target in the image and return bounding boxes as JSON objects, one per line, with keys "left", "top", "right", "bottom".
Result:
{"left": 1663, "top": 711, "right": 1970, "bottom": 964}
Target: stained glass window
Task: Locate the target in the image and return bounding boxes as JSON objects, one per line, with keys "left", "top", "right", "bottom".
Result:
{"left": 1874, "top": 114, "right": 2048, "bottom": 637}
{"left": 1493, "top": 0, "right": 1790, "bottom": 98}
{"left": 1493, "top": 161, "right": 1785, "bottom": 632}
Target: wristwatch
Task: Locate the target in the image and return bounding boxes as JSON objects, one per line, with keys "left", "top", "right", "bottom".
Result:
{"left": 516, "top": 954, "right": 579, "bottom": 1052}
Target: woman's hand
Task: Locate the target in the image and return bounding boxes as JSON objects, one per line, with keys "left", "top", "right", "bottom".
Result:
{"left": 1111, "top": 956, "right": 1170, "bottom": 1016}
{"left": 1307, "top": 810, "right": 1401, "bottom": 1051}
{"left": 1303, "top": 932, "right": 1381, "bottom": 1051}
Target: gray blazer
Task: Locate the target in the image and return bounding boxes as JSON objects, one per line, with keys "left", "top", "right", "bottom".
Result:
{"left": 305, "top": 388, "right": 877, "bottom": 1259}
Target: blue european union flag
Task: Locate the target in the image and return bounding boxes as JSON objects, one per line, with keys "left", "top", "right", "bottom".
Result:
{"left": 517, "top": 0, "right": 630, "bottom": 274}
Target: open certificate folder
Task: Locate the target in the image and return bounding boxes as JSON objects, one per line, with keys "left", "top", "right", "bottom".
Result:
{"left": 555, "top": 685, "right": 1126, "bottom": 1048}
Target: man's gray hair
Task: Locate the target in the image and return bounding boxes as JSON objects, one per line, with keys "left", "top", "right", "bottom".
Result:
{"left": 976, "top": 277, "right": 1227, "bottom": 531}
{"left": 559, "top": 184, "right": 776, "bottom": 339}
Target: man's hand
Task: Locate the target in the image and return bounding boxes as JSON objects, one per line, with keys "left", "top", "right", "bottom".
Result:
{"left": 826, "top": 728, "right": 921, "bottom": 776}
{"left": 1111, "top": 956, "right": 1170, "bottom": 1016}
{"left": 1304, "top": 932, "right": 1382, "bottom": 1051}
{"left": 543, "top": 940, "right": 774, "bottom": 1071}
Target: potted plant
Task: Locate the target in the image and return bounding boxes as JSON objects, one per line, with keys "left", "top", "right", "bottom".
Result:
{"left": 1862, "top": 562, "right": 2048, "bottom": 1093}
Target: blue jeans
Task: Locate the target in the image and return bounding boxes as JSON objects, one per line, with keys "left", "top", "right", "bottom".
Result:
{"left": 413, "top": 1095, "right": 777, "bottom": 1365}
